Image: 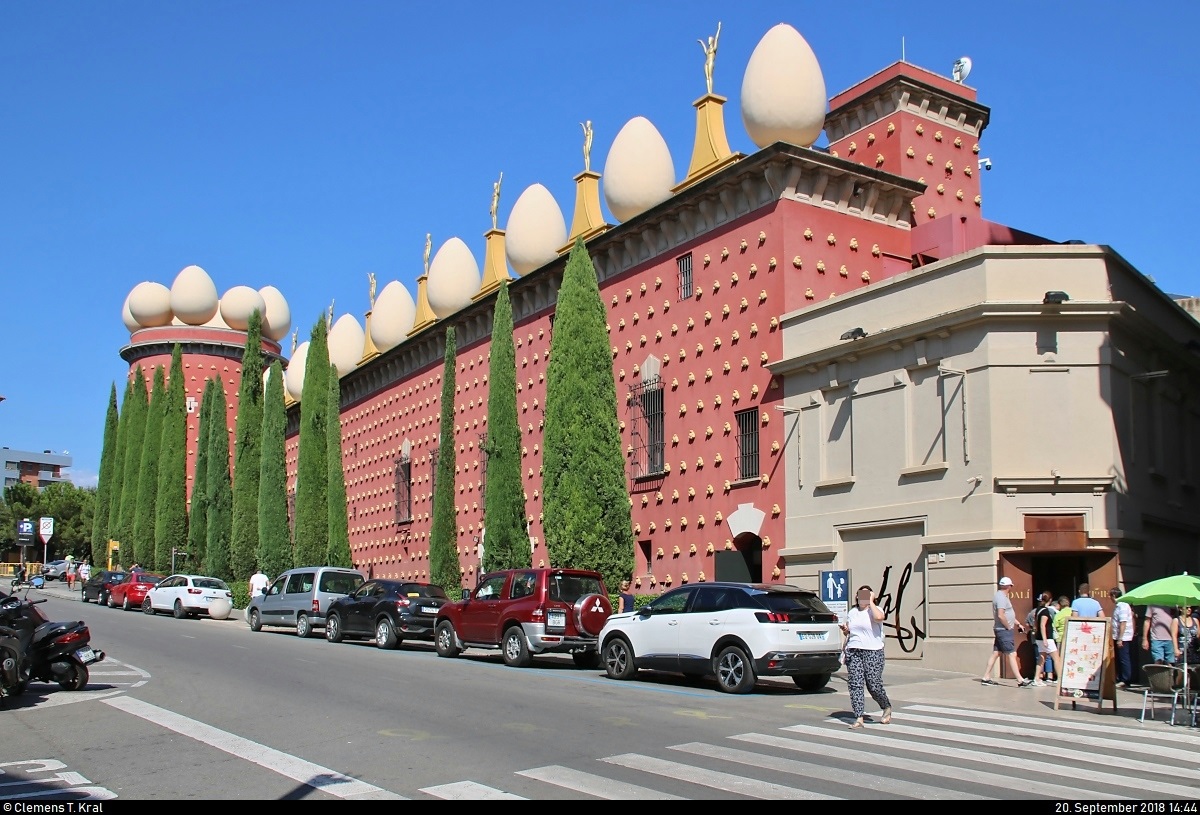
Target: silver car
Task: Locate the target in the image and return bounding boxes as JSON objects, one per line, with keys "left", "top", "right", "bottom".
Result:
{"left": 245, "top": 566, "right": 364, "bottom": 638}
{"left": 41, "top": 560, "right": 69, "bottom": 581}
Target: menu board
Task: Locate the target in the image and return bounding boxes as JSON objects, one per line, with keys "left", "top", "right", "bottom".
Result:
{"left": 1056, "top": 616, "right": 1117, "bottom": 712}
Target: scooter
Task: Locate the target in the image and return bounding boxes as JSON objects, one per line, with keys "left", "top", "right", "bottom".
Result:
{"left": 9, "top": 575, "right": 45, "bottom": 591}
{"left": 0, "top": 619, "right": 30, "bottom": 704}
{"left": 0, "top": 592, "right": 104, "bottom": 694}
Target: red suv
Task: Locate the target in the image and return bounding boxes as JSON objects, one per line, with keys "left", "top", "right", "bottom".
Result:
{"left": 435, "top": 568, "right": 612, "bottom": 668}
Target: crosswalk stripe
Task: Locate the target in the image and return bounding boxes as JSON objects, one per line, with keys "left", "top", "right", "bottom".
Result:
{"left": 601, "top": 753, "right": 839, "bottom": 800}
{"left": 516, "top": 766, "right": 683, "bottom": 800}
{"left": 669, "top": 742, "right": 992, "bottom": 800}
{"left": 419, "top": 781, "right": 525, "bottom": 800}
{"left": 743, "top": 730, "right": 1118, "bottom": 800}
{"left": 842, "top": 716, "right": 1200, "bottom": 777}
{"left": 905, "top": 704, "right": 1200, "bottom": 743}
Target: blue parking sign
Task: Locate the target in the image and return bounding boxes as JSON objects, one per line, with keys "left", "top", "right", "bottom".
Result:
{"left": 17, "top": 518, "right": 35, "bottom": 543}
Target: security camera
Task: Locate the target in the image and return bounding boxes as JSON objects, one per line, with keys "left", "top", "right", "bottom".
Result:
{"left": 978, "top": 158, "right": 992, "bottom": 171}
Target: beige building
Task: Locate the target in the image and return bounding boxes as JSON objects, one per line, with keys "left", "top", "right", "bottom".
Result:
{"left": 769, "top": 244, "right": 1200, "bottom": 673}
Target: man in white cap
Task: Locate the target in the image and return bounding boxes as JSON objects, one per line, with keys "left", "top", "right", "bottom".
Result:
{"left": 980, "top": 576, "right": 1034, "bottom": 687}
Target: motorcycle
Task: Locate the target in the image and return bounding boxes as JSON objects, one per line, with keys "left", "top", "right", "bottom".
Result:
{"left": 0, "top": 591, "right": 105, "bottom": 695}
{"left": 9, "top": 574, "right": 45, "bottom": 591}
{"left": 0, "top": 618, "right": 29, "bottom": 703}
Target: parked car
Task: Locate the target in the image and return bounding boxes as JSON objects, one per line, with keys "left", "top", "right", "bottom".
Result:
{"left": 41, "top": 560, "right": 68, "bottom": 581}
{"left": 598, "top": 582, "right": 843, "bottom": 694}
{"left": 325, "top": 580, "right": 450, "bottom": 649}
{"left": 435, "top": 568, "right": 612, "bottom": 668}
{"left": 108, "top": 573, "right": 165, "bottom": 611}
{"left": 143, "top": 574, "right": 233, "bottom": 619}
{"left": 81, "top": 569, "right": 127, "bottom": 605}
{"left": 245, "top": 566, "right": 364, "bottom": 638}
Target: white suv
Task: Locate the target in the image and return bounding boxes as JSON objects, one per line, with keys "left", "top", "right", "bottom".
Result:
{"left": 598, "top": 582, "right": 842, "bottom": 694}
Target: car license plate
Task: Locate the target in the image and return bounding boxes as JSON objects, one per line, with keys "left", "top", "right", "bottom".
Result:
{"left": 798, "top": 632, "right": 827, "bottom": 641}
{"left": 421, "top": 606, "right": 438, "bottom": 614}
{"left": 76, "top": 647, "right": 95, "bottom": 664}
{"left": 547, "top": 610, "right": 566, "bottom": 628}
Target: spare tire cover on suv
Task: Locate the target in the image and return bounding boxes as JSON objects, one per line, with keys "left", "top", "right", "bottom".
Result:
{"left": 574, "top": 594, "right": 613, "bottom": 637}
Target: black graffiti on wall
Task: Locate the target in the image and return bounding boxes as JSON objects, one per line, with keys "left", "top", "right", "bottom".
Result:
{"left": 875, "top": 560, "right": 927, "bottom": 653}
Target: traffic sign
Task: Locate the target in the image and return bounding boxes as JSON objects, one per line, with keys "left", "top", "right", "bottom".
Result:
{"left": 39, "top": 517, "right": 55, "bottom": 544}
{"left": 820, "top": 569, "right": 851, "bottom": 626}
{"left": 17, "top": 518, "right": 35, "bottom": 545}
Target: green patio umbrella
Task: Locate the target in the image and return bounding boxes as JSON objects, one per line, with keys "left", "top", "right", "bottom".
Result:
{"left": 1119, "top": 572, "right": 1200, "bottom": 717}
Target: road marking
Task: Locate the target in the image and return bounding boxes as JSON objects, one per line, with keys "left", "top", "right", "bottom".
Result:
{"left": 0, "top": 759, "right": 116, "bottom": 800}
{"left": 517, "top": 765, "right": 683, "bottom": 800}
{"left": 419, "top": 780, "right": 526, "bottom": 800}
{"left": 103, "top": 696, "right": 403, "bottom": 799}
{"left": 670, "top": 741, "right": 991, "bottom": 800}
{"left": 904, "top": 704, "right": 1200, "bottom": 744}
{"left": 86, "top": 671, "right": 145, "bottom": 676}
{"left": 18, "top": 689, "right": 125, "bottom": 709}
{"left": 602, "top": 753, "right": 838, "bottom": 799}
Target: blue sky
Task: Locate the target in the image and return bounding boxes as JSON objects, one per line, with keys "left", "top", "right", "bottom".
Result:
{"left": 1, "top": 2, "right": 1195, "bottom": 487}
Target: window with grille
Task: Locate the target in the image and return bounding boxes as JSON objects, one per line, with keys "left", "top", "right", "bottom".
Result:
{"left": 394, "top": 456, "right": 412, "bottom": 524}
{"left": 677, "top": 253, "right": 693, "bottom": 300}
{"left": 735, "top": 408, "right": 759, "bottom": 480}
{"left": 630, "top": 377, "right": 665, "bottom": 478}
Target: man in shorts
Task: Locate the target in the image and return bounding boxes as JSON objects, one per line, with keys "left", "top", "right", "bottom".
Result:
{"left": 1142, "top": 605, "right": 1176, "bottom": 665}
{"left": 980, "top": 577, "right": 1033, "bottom": 687}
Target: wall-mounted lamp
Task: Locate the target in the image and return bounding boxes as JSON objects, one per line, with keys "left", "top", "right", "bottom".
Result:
{"left": 1043, "top": 291, "right": 1069, "bottom": 305}
{"left": 839, "top": 327, "right": 868, "bottom": 341}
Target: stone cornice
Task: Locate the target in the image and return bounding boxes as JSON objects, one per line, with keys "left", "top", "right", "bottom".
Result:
{"left": 824, "top": 75, "right": 991, "bottom": 143}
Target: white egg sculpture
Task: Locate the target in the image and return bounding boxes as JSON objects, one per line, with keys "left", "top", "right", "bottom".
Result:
{"left": 258, "top": 286, "right": 292, "bottom": 342}
{"left": 505, "top": 184, "right": 568, "bottom": 276}
{"left": 170, "top": 265, "right": 219, "bottom": 325}
{"left": 285, "top": 341, "right": 309, "bottom": 402}
{"left": 427, "top": 237, "right": 481, "bottom": 318}
{"left": 603, "top": 116, "right": 676, "bottom": 223}
{"left": 128, "top": 281, "right": 173, "bottom": 327}
{"left": 370, "top": 281, "right": 416, "bottom": 352}
{"left": 740, "top": 23, "right": 827, "bottom": 149}
{"left": 204, "top": 306, "right": 231, "bottom": 329}
{"left": 122, "top": 293, "right": 140, "bottom": 333}
{"left": 220, "top": 286, "right": 266, "bottom": 331}
{"left": 327, "top": 313, "right": 365, "bottom": 377}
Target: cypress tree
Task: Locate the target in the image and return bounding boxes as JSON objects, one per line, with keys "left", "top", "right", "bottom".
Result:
{"left": 107, "top": 377, "right": 134, "bottom": 567}
{"left": 294, "top": 315, "right": 330, "bottom": 567}
{"left": 543, "top": 239, "right": 634, "bottom": 591}
{"left": 90, "top": 383, "right": 119, "bottom": 567}
{"left": 205, "top": 381, "right": 233, "bottom": 582}
{"left": 326, "top": 364, "right": 352, "bottom": 568}
{"left": 481, "top": 282, "right": 529, "bottom": 572}
{"left": 187, "top": 379, "right": 215, "bottom": 573}
{"left": 429, "top": 327, "right": 461, "bottom": 594}
{"left": 154, "top": 345, "right": 188, "bottom": 574}
{"left": 230, "top": 310, "right": 265, "bottom": 582}
{"left": 258, "top": 362, "right": 292, "bottom": 578}
{"left": 115, "top": 366, "right": 149, "bottom": 566}
{"left": 132, "top": 366, "right": 166, "bottom": 569}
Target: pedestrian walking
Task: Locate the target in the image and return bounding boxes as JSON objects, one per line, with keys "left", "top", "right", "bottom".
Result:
{"left": 65, "top": 560, "right": 76, "bottom": 591}
{"left": 618, "top": 580, "right": 635, "bottom": 613}
{"left": 980, "top": 577, "right": 1033, "bottom": 687}
{"left": 1143, "top": 604, "right": 1176, "bottom": 665}
{"left": 249, "top": 569, "right": 269, "bottom": 599}
{"left": 78, "top": 560, "right": 91, "bottom": 594}
{"left": 841, "top": 584, "right": 891, "bottom": 729}
{"left": 1110, "top": 587, "right": 1135, "bottom": 688}
{"left": 1034, "top": 592, "right": 1058, "bottom": 684}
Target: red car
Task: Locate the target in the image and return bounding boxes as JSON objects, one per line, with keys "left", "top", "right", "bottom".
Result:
{"left": 107, "top": 573, "right": 165, "bottom": 611}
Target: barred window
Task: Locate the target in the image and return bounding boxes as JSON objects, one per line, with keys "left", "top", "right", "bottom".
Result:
{"left": 630, "top": 376, "right": 665, "bottom": 478}
{"left": 677, "top": 253, "right": 693, "bottom": 300}
{"left": 735, "top": 408, "right": 759, "bottom": 481}
{"left": 394, "top": 457, "right": 412, "bottom": 524}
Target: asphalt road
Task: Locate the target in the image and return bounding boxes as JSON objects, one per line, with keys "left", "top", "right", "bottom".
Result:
{"left": 5, "top": 589, "right": 1200, "bottom": 800}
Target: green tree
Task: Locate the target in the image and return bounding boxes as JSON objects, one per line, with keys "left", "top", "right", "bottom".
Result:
{"left": 230, "top": 311, "right": 266, "bottom": 582}
{"left": 132, "top": 366, "right": 166, "bottom": 568}
{"left": 481, "top": 282, "right": 529, "bottom": 572}
{"left": 293, "top": 316, "right": 330, "bottom": 567}
{"left": 4, "top": 483, "right": 42, "bottom": 558}
{"left": 429, "top": 327, "right": 461, "bottom": 594}
{"left": 90, "top": 383, "right": 119, "bottom": 567}
{"left": 542, "top": 239, "right": 634, "bottom": 591}
{"left": 41, "top": 482, "right": 94, "bottom": 561}
{"left": 154, "top": 345, "right": 188, "bottom": 574}
{"left": 326, "top": 364, "right": 352, "bottom": 568}
{"left": 0, "top": 493, "right": 13, "bottom": 549}
{"left": 115, "top": 366, "right": 149, "bottom": 563}
{"left": 205, "top": 381, "right": 233, "bottom": 581}
{"left": 257, "top": 362, "right": 292, "bottom": 578}
{"left": 106, "top": 377, "right": 135, "bottom": 564}
{"left": 187, "top": 379, "right": 216, "bottom": 572}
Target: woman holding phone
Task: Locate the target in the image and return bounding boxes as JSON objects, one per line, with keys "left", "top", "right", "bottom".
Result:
{"left": 841, "top": 585, "right": 892, "bottom": 729}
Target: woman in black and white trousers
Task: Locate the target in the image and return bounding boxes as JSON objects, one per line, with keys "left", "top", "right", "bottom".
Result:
{"left": 841, "top": 585, "right": 892, "bottom": 730}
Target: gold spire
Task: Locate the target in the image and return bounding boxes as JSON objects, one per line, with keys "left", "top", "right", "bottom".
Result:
{"left": 674, "top": 23, "right": 742, "bottom": 192}
{"left": 474, "top": 227, "right": 511, "bottom": 301}
{"left": 561, "top": 122, "right": 607, "bottom": 251}
{"left": 409, "top": 274, "right": 438, "bottom": 337}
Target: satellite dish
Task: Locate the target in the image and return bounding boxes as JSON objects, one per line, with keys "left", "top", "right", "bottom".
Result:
{"left": 952, "top": 57, "right": 972, "bottom": 84}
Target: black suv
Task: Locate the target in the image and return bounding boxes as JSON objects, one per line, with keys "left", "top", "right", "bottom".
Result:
{"left": 325, "top": 580, "right": 450, "bottom": 649}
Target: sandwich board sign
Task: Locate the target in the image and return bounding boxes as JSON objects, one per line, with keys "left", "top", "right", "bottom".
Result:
{"left": 1055, "top": 616, "right": 1117, "bottom": 713}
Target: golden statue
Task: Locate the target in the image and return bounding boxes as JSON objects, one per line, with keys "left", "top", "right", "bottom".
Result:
{"left": 698, "top": 21, "right": 721, "bottom": 95}
{"left": 423, "top": 233, "right": 432, "bottom": 275}
{"left": 327, "top": 299, "right": 335, "bottom": 329}
{"left": 291, "top": 328, "right": 298, "bottom": 354}
{"left": 580, "top": 120, "right": 594, "bottom": 172}
{"left": 490, "top": 172, "right": 503, "bottom": 230}
{"left": 368, "top": 272, "right": 377, "bottom": 307}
